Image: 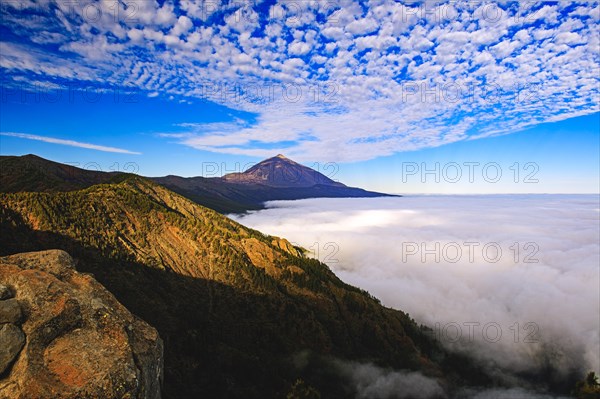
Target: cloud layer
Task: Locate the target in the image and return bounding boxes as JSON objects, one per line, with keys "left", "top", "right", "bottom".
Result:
{"left": 338, "top": 361, "right": 446, "bottom": 399}
{"left": 232, "top": 195, "right": 600, "bottom": 389}
{"left": 1, "top": 1, "right": 599, "bottom": 161}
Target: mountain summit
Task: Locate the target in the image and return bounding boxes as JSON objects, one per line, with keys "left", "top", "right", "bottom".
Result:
{"left": 155, "top": 154, "right": 397, "bottom": 212}
{"left": 222, "top": 154, "right": 345, "bottom": 188}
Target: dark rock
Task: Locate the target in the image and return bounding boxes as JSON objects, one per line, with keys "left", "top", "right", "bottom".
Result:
{"left": 0, "top": 323, "right": 25, "bottom": 374}
{"left": 0, "top": 298, "right": 22, "bottom": 324}
{"left": 0, "top": 284, "right": 12, "bottom": 300}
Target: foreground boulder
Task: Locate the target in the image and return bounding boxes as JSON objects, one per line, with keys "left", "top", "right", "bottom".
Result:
{"left": 0, "top": 250, "right": 163, "bottom": 399}
{"left": 0, "top": 324, "right": 25, "bottom": 375}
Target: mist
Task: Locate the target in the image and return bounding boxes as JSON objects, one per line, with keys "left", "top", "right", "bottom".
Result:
{"left": 232, "top": 195, "right": 600, "bottom": 391}
{"left": 334, "top": 360, "right": 446, "bottom": 399}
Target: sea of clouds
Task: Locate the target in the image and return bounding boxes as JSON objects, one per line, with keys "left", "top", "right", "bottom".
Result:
{"left": 232, "top": 195, "right": 599, "bottom": 396}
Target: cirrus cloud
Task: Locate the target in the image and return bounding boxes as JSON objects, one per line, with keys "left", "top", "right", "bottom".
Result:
{"left": 0, "top": 132, "right": 141, "bottom": 154}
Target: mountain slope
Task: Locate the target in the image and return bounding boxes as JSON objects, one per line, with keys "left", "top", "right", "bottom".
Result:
{"left": 0, "top": 177, "right": 472, "bottom": 398}
{"left": 0, "top": 154, "right": 125, "bottom": 192}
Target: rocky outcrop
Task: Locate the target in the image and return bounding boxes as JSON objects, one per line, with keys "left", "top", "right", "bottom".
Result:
{"left": 271, "top": 237, "right": 304, "bottom": 258}
{"left": 0, "top": 250, "right": 163, "bottom": 399}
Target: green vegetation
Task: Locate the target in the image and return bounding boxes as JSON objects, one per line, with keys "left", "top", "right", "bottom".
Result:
{"left": 286, "top": 379, "right": 321, "bottom": 399}
{"left": 573, "top": 372, "right": 600, "bottom": 399}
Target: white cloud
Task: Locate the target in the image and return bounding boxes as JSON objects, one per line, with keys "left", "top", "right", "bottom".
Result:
{"left": 171, "top": 15, "right": 193, "bottom": 37}
{"left": 127, "top": 28, "right": 144, "bottom": 43}
{"left": 490, "top": 40, "right": 522, "bottom": 59}
{"left": 472, "top": 51, "right": 495, "bottom": 65}
{"left": 288, "top": 40, "right": 311, "bottom": 56}
{"left": 335, "top": 361, "right": 445, "bottom": 399}
{"left": 155, "top": 2, "right": 177, "bottom": 26}
{"left": 345, "top": 18, "right": 379, "bottom": 36}
{"left": 321, "top": 26, "right": 346, "bottom": 40}
{"left": 0, "top": 132, "right": 141, "bottom": 154}
{"left": 555, "top": 31, "right": 587, "bottom": 45}
{"left": 233, "top": 195, "right": 600, "bottom": 388}
{"left": 530, "top": 5, "right": 559, "bottom": 24}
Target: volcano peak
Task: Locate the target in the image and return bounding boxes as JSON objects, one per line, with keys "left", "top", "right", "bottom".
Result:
{"left": 222, "top": 154, "right": 344, "bottom": 188}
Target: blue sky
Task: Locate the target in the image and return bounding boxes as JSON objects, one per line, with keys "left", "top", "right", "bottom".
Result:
{"left": 1, "top": 0, "right": 599, "bottom": 193}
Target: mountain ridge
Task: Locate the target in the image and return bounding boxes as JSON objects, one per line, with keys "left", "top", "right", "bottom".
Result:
{"left": 0, "top": 154, "right": 397, "bottom": 214}
{"left": 0, "top": 154, "right": 124, "bottom": 192}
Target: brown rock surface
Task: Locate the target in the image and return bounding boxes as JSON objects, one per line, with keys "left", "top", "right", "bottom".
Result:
{"left": 271, "top": 237, "right": 303, "bottom": 257}
{"left": 0, "top": 250, "right": 163, "bottom": 399}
